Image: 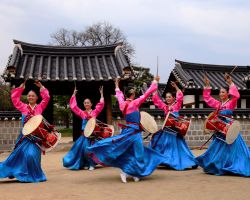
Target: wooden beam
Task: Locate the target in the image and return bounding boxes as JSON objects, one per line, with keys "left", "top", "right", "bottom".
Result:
{"left": 105, "top": 94, "right": 112, "bottom": 124}
{"left": 72, "top": 112, "right": 82, "bottom": 141}
{"left": 43, "top": 95, "right": 54, "bottom": 124}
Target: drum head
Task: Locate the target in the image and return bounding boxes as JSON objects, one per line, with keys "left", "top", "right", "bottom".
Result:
{"left": 140, "top": 111, "right": 158, "bottom": 133}
{"left": 23, "top": 115, "right": 43, "bottom": 136}
{"left": 84, "top": 118, "right": 96, "bottom": 137}
{"left": 226, "top": 120, "right": 241, "bottom": 144}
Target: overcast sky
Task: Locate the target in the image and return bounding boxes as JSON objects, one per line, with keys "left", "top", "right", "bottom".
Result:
{"left": 1, "top": 0, "right": 250, "bottom": 82}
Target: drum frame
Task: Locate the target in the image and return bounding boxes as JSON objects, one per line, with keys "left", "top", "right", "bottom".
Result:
{"left": 24, "top": 116, "right": 61, "bottom": 152}
{"left": 84, "top": 118, "right": 114, "bottom": 140}
{"left": 162, "top": 112, "right": 191, "bottom": 137}
{"left": 204, "top": 112, "right": 241, "bottom": 144}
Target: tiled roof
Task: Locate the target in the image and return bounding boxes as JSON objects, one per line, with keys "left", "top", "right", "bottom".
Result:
{"left": 172, "top": 60, "right": 250, "bottom": 90}
{"left": 4, "top": 40, "right": 130, "bottom": 82}
{"left": 0, "top": 111, "right": 21, "bottom": 120}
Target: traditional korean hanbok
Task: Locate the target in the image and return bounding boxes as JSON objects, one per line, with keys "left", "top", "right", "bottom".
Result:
{"left": 149, "top": 91, "right": 197, "bottom": 170}
{"left": 196, "top": 84, "right": 250, "bottom": 176}
{"left": 87, "top": 81, "right": 167, "bottom": 178}
{"left": 0, "top": 87, "right": 50, "bottom": 182}
{"left": 63, "top": 96, "right": 104, "bottom": 170}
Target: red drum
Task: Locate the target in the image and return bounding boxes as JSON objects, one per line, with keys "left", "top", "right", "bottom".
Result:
{"left": 22, "top": 115, "right": 61, "bottom": 152}
{"left": 84, "top": 118, "right": 114, "bottom": 139}
{"left": 162, "top": 112, "right": 191, "bottom": 136}
{"left": 204, "top": 111, "right": 241, "bottom": 144}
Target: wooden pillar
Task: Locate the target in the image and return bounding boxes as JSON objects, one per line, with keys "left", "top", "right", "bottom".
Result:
{"left": 43, "top": 95, "right": 53, "bottom": 124}
{"left": 237, "top": 98, "right": 241, "bottom": 108}
{"left": 246, "top": 98, "right": 250, "bottom": 108}
{"left": 195, "top": 93, "right": 199, "bottom": 108}
{"left": 105, "top": 94, "right": 112, "bottom": 124}
{"left": 72, "top": 112, "right": 82, "bottom": 141}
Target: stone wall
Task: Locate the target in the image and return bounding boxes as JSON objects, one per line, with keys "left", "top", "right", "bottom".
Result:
{"left": 112, "top": 118, "right": 250, "bottom": 148}
{"left": 1, "top": 118, "right": 250, "bottom": 152}
{"left": 0, "top": 120, "right": 21, "bottom": 152}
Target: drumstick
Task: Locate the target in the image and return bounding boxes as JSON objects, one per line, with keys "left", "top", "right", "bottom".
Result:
{"left": 201, "top": 64, "right": 208, "bottom": 78}
{"left": 199, "top": 133, "right": 214, "bottom": 150}
{"left": 143, "top": 132, "right": 153, "bottom": 140}
{"left": 74, "top": 80, "right": 77, "bottom": 90}
{"left": 224, "top": 65, "right": 237, "bottom": 81}
{"left": 229, "top": 65, "right": 238, "bottom": 75}
{"left": 156, "top": 56, "right": 159, "bottom": 77}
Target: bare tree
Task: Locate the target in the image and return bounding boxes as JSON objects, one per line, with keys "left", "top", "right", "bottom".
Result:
{"left": 50, "top": 21, "right": 135, "bottom": 57}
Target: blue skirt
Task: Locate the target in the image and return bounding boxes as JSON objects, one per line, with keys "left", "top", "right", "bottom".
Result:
{"left": 196, "top": 134, "right": 250, "bottom": 176}
{"left": 149, "top": 130, "right": 197, "bottom": 170}
{"left": 0, "top": 138, "right": 46, "bottom": 183}
{"left": 87, "top": 125, "right": 167, "bottom": 178}
{"left": 63, "top": 135, "right": 96, "bottom": 170}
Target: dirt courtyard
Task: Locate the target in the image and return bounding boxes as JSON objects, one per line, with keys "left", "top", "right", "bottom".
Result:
{"left": 0, "top": 150, "right": 249, "bottom": 200}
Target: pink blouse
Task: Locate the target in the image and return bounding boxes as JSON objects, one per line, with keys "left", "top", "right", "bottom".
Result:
{"left": 115, "top": 81, "right": 158, "bottom": 115}
{"left": 203, "top": 84, "right": 240, "bottom": 110}
{"left": 152, "top": 90, "right": 183, "bottom": 114}
{"left": 69, "top": 96, "right": 104, "bottom": 119}
{"left": 11, "top": 87, "right": 50, "bottom": 115}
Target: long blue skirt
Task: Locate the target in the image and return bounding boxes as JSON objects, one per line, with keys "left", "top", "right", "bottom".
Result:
{"left": 0, "top": 138, "right": 46, "bottom": 183}
{"left": 87, "top": 125, "right": 167, "bottom": 178}
{"left": 196, "top": 134, "right": 250, "bottom": 176}
{"left": 63, "top": 135, "right": 96, "bottom": 170}
{"left": 149, "top": 130, "right": 197, "bottom": 170}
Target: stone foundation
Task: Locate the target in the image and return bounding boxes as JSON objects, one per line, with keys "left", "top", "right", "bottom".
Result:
{"left": 112, "top": 118, "right": 250, "bottom": 148}
{"left": 0, "top": 120, "right": 21, "bottom": 152}
{"left": 1, "top": 118, "right": 250, "bottom": 152}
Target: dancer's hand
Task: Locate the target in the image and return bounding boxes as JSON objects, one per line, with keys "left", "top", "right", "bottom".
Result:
{"left": 34, "top": 81, "right": 43, "bottom": 88}
{"left": 73, "top": 88, "right": 77, "bottom": 96}
{"left": 115, "top": 78, "right": 120, "bottom": 89}
{"left": 19, "top": 80, "right": 26, "bottom": 89}
{"left": 204, "top": 76, "right": 210, "bottom": 87}
{"left": 171, "top": 81, "right": 180, "bottom": 91}
{"left": 154, "top": 76, "right": 160, "bottom": 82}
{"left": 224, "top": 73, "right": 233, "bottom": 85}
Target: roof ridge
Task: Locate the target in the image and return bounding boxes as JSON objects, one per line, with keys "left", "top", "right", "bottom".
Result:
{"left": 175, "top": 59, "right": 249, "bottom": 69}
{"left": 13, "top": 39, "right": 123, "bottom": 50}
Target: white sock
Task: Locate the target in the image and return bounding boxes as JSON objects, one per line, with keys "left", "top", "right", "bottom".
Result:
{"left": 133, "top": 176, "right": 140, "bottom": 182}
{"left": 120, "top": 171, "right": 127, "bottom": 183}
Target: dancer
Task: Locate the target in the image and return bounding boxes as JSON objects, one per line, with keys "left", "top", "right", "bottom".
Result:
{"left": 87, "top": 76, "right": 167, "bottom": 183}
{"left": 149, "top": 81, "right": 197, "bottom": 170}
{"left": 0, "top": 81, "right": 50, "bottom": 182}
{"left": 63, "top": 86, "right": 104, "bottom": 170}
{"left": 196, "top": 74, "right": 250, "bottom": 176}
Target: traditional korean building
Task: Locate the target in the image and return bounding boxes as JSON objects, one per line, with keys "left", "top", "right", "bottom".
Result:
{"left": 166, "top": 60, "right": 250, "bottom": 146}
{"left": 2, "top": 40, "right": 130, "bottom": 146}
{"left": 168, "top": 60, "right": 250, "bottom": 111}
{"left": 112, "top": 60, "right": 250, "bottom": 147}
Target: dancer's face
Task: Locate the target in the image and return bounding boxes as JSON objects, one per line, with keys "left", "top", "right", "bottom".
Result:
{"left": 219, "top": 88, "right": 229, "bottom": 101}
{"left": 84, "top": 99, "right": 92, "bottom": 110}
{"left": 27, "top": 91, "right": 38, "bottom": 105}
{"left": 165, "top": 93, "right": 175, "bottom": 105}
